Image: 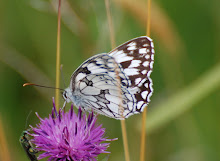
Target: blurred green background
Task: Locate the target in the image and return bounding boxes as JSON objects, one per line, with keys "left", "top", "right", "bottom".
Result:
{"left": 0, "top": 0, "right": 220, "bottom": 161}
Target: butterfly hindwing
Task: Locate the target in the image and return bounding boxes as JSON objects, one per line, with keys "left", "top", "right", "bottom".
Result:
{"left": 109, "top": 36, "right": 154, "bottom": 111}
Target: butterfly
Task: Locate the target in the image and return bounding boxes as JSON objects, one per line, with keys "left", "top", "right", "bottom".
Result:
{"left": 63, "top": 36, "right": 155, "bottom": 119}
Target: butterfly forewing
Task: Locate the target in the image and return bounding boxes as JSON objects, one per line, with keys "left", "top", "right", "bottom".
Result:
{"left": 69, "top": 53, "right": 136, "bottom": 119}
{"left": 65, "top": 36, "right": 154, "bottom": 119}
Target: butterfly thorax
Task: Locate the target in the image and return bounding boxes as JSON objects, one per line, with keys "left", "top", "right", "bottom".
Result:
{"left": 64, "top": 87, "right": 89, "bottom": 110}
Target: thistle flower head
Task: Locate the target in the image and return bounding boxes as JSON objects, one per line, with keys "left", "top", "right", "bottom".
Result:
{"left": 30, "top": 99, "right": 116, "bottom": 161}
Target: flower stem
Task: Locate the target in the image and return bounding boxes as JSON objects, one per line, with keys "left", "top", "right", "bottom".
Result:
{"left": 140, "top": 0, "right": 151, "bottom": 160}
{"left": 105, "top": 0, "right": 130, "bottom": 161}
{"left": 55, "top": 0, "right": 62, "bottom": 110}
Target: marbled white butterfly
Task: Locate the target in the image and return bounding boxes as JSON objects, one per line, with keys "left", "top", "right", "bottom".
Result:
{"left": 63, "top": 36, "right": 155, "bottom": 119}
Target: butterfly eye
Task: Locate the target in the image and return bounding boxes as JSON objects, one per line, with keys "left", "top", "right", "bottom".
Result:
{"left": 63, "top": 91, "right": 68, "bottom": 100}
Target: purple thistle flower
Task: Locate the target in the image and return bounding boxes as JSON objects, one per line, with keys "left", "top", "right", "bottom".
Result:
{"left": 30, "top": 99, "right": 117, "bottom": 161}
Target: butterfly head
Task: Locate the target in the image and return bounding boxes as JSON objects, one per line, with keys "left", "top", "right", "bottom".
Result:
{"left": 62, "top": 88, "right": 71, "bottom": 103}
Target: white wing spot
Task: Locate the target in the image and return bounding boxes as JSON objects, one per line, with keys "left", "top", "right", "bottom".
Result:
{"left": 141, "top": 91, "right": 149, "bottom": 99}
{"left": 129, "top": 50, "right": 134, "bottom": 54}
{"left": 151, "top": 54, "right": 154, "bottom": 60}
{"left": 149, "top": 78, "right": 153, "bottom": 90}
{"left": 135, "top": 78, "right": 142, "bottom": 85}
{"left": 124, "top": 68, "right": 139, "bottom": 76}
{"left": 147, "top": 92, "right": 153, "bottom": 102}
{"left": 151, "top": 41, "right": 154, "bottom": 47}
{"left": 147, "top": 70, "right": 152, "bottom": 77}
{"left": 75, "top": 73, "right": 86, "bottom": 82}
{"left": 143, "top": 44, "right": 149, "bottom": 47}
{"left": 137, "top": 101, "right": 144, "bottom": 109}
{"left": 116, "top": 55, "right": 133, "bottom": 63}
{"left": 129, "top": 87, "right": 140, "bottom": 94}
{"left": 145, "top": 55, "right": 150, "bottom": 59}
{"left": 139, "top": 48, "right": 147, "bottom": 54}
{"left": 128, "top": 42, "right": 136, "bottom": 46}
{"left": 127, "top": 45, "right": 137, "bottom": 51}
{"left": 152, "top": 49, "right": 155, "bottom": 53}
{"left": 128, "top": 60, "right": 141, "bottom": 68}
{"left": 143, "top": 61, "right": 149, "bottom": 67}
{"left": 141, "top": 70, "right": 147, "bottom": 75}
{"left": 139, "top": 78, "right": 147, "bottom": 85}
{"left": 150, "top": 61, "right": 154, "bottom": 69}
{"left": 144, "top": 83, "right": 149, "bottom": 88}
{"left": 127, "top": 42, "right": 137, "bottom": 50}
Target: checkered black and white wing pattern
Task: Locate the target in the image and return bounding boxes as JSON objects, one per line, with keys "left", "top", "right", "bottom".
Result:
{"left": 64, "top": 36, "right": 154, "bottom": 119}
{"left": 108, "top": 36, "right": 154, "bottom": 113}
{"left": 66, "top": 53, "right": 136, "bottom": 119}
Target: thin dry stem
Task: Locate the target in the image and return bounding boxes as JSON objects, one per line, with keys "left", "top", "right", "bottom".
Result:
{"left": 0, "top": 117, "right": 11, "bottom": 161}
{"left": 146, "top": 0, "right": 151, "bottom": 37}
{"left": 50, "top": 0, "right": 87, "bottom": 36}
{"left": 55, "top": 0, "right": 62, "bottom": 109}
{"left": 105, "top": 0, "right": 116, "bottom": 48}
{"left": 120, "top": 120, "right": 130, "bottom": 161}
{"left": 140, "top": 0, "right": 151, "bottom": 161}
{"left": 105, "top": 0, "right": 130, "bottom": 161}
{"left": 140, "top": 107, "right": 148, "bottom": 161}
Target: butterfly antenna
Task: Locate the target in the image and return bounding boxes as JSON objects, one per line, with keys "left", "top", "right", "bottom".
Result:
{"left": 23, "top": 83, "right": 65, "bottom": 92}
{"left": 60, "top": 64, "right": 67, "bottom": 88}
